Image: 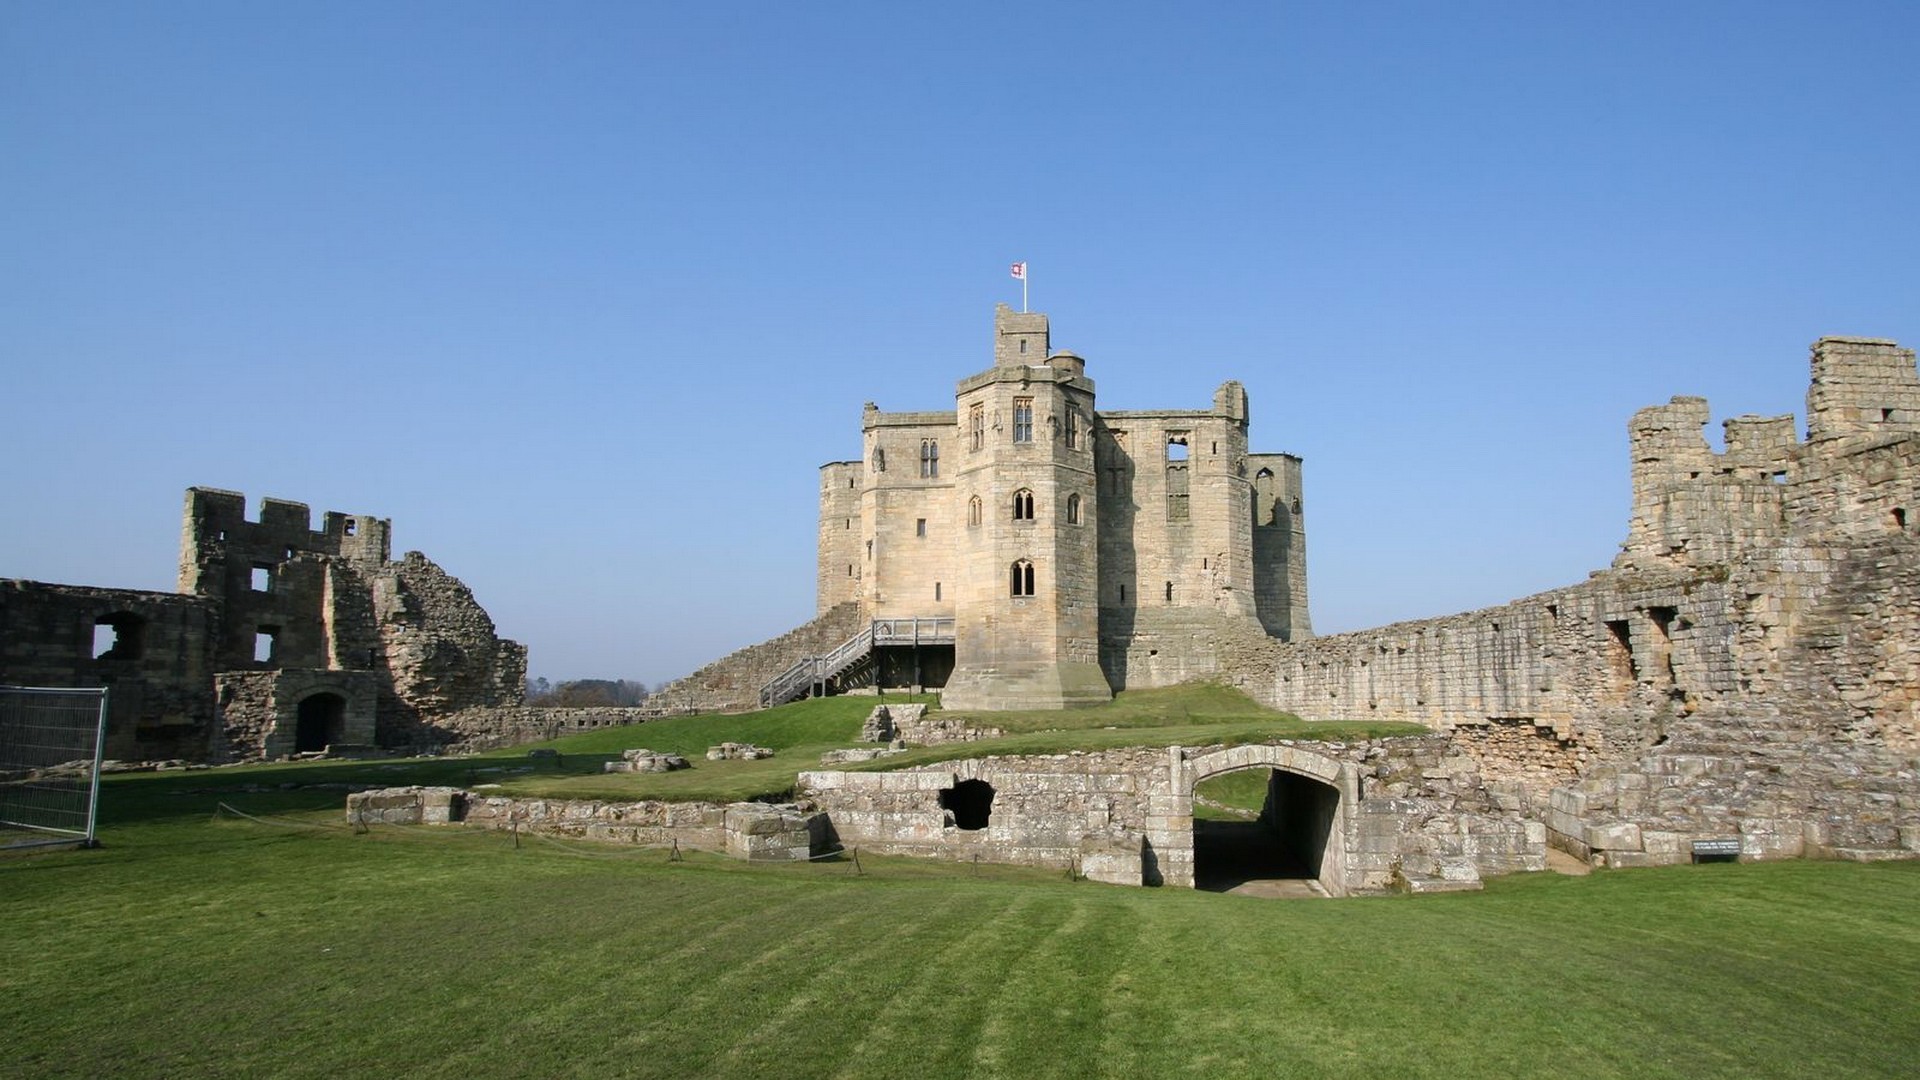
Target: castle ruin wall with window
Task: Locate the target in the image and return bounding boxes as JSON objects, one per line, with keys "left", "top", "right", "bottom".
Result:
{"left": 1, "top": 487, "right": 526, "bottom": 761}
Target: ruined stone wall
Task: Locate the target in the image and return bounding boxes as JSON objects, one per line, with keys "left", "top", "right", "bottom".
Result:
{"left": 799, "top": 736, "right": 1545, "bottom": 893}
{"left": 178, "top": 487, "right": 392, "bottom": 670}
{"left": 370, "top": 552, "right": 526, "bottom": 735}
{"left": 0, "top": 580, "right": 219, "bottom": 760}
{"left": 1249, "top": 452, "right": 1310, "bottom": 640}
{"left": 651, "top": 601, "right": 866, "bottom": 713}
{"left": 1225, "top": 336, "right": 1920, "bottom": 866}
{"left": 415, "top": 705, "right": 684, "bottom": 752}
{"left": 213, "top": 668, "right": 380, "bottom": 760}
{"left": 345, "top": 787, "right": 825, "bottom": 861}
{"left": 4, "top": 487, "right": 526, "bottom": 762}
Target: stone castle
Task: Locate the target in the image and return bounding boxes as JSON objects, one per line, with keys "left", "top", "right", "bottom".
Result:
{"left": 658, "top": 304, "right": 1311, "bottom": 711}
{"left": 652, "top": 318, "right": 1919, "bottom": 888}
{"left": 7, "top": 307, "right": 1918, "bottom": 889}
{"left": 1, "top": 488, "right": 537, "bottom": 760}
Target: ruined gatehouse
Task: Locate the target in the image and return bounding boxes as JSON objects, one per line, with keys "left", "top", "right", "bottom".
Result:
{"left": 1, "top": 488, "right": 527, "bottom": 760}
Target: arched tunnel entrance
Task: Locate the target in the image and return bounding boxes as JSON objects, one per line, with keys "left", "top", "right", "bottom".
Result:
{"left": 1179, "top": 744, "right": 1351, "bottom": 897}
{"left": 1193, "top": 767, "right": 1341, "bottom": 895}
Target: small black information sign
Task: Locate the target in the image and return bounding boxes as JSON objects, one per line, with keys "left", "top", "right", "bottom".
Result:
{"left": 1692, "top": 838, "right": 1741, "bottom": 863}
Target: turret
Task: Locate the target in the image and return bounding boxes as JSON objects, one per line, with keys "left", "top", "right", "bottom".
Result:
{"left": 942, "top": 307, "right": 1111, "bottom": 709}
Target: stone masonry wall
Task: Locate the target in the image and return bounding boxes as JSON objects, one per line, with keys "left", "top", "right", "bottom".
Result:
{"left": 0, "top": 580, "right": 220, "bottom": 760}
{"left": 651, "top": 602, "right": 866, "bottom": 713}
{"left": 344, "top": 787, "right": 824, "bottom": 861}
{"left": 4, "top": 487, "right": 527, "bottom": 762}
{"left": 799, "top": 736, "right": 1544, "bottom": 893}
{"left": 1222, "top": 336, "right": 1920, "bottom": 867}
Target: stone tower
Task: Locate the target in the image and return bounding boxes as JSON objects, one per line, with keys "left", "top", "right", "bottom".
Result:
{"left": 941, "top": 305, "right": 1112, "bottom": 709}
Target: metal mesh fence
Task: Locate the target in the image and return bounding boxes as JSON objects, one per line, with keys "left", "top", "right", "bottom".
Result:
{"left": 1, "top": 686, "right": 109, "bottom": 849}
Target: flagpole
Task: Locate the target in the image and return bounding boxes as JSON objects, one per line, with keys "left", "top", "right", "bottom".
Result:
{"left": 1023, "top": 266, "right": 1029, "bottom": 313}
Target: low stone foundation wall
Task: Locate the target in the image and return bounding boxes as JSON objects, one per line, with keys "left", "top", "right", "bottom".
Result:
{"left": 344, "top": 787, "right": 824, "bottom": 861}
{"left": 416, "top": 706, "right": 690, "bottom": 753}
{"left": 800, "top": 736, "right": 1548, "bottom": 894}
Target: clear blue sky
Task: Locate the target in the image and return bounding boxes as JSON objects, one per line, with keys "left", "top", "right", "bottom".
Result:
{"left": 4, "top": 3, "right": 1916, "bottom": 684}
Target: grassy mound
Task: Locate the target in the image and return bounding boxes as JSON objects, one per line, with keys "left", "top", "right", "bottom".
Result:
{"left": 95, "top": 683, "right": 1422, "bottom": 811}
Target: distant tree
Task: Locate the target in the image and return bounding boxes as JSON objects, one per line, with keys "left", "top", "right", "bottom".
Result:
{"left": 529, "top": 678, "right": 650, "bottom": 707}
{"left": 528, "top": 676, "right": 552, "bottom": 700}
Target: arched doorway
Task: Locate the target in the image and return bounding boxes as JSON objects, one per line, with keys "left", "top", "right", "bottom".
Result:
{"left": 1180, "top": 744, "right": 1352, "bottom": 897}
{"left": 1193, "top": 767, "right": 1341, "bottom": 896}
{"left": 294, "top": 693, "right": 346, "bottom": 753}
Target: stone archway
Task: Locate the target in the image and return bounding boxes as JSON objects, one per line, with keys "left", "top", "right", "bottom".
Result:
{"left": 294, "top": 692, "right": 346, "bottom": 753}
{"left": 1162, "top": 744, "right": 1355, "bottom": 896}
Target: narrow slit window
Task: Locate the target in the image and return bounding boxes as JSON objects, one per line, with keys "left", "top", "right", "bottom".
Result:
{"left": 969, "top": 404, "right": 985, "bottom": 452}
{"left": 935, "top": 582, "right": 942, "bottom": 601}
{"left": 1066, "top": 493, "right": 1081, "bottom": 524}
{"left": 968, "top": 496, "right": 982, "bottom": 528}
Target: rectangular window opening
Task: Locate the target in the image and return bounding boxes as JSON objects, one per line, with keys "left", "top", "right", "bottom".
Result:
{"left": 251, "top": 565, "right": 272, "bottom": 592}
{"left": 935, "top": 582, "right": 942, "bottom": 601}
{"left": 1013, "top": 397, "right": 1034, "bottom": 443}
{"left": 916, "top": 518, "right": 927, "bottom": 537}
{"left": 254, "top": 627, "right": 280, "bottom": 664}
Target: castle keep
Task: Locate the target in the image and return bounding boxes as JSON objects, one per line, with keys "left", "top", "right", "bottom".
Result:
{"left": 662, "top": 304, "right": 1310, "bottom": 711}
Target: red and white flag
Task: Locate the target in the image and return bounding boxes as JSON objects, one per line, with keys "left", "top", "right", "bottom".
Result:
{"left": 1009, "top": 261, "right": 1027, "bottom": 280}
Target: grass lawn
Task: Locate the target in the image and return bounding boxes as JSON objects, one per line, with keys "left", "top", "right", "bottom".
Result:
{"left": 86, "top": 684, "right": 1421, "bottom": 812}
{"left": 3, "top": 796, "right": 1917, "bottom": 1079}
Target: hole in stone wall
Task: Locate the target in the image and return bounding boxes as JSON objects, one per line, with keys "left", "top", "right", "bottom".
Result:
{"left": 935, "top": 582, "right": 942, "bottom": 601}
{"left": 939, "top": 779, "right": 994, "bottom": 830}
{"left": 251, "top": 565, "right": 272, "bottom": 592}
{"left": 1605, "top": 619, "right": 1636, "bottom": 685}
{"left": 915, "top": 518, "right": 926, "bottom": 537}
{"left": 1895, "top": 508, "right": 1908, "bottom": 530}
{"left": 1771, "top": 472, "right": 1787, "bottom": 484}
{"left": 255, "top": 627, "right": 279, "bottom": 664}
{"left": 1884, "top": 408, "right": 1895, "bottom": 422}
{"left": 92, "top": 613, "right": 146, "bottom": 661}
{"left": 1165, "top": 581, "right": 1175, "bottom": 602}
{"left": 344, "top": 519, "right": 357, "bottom": 537}
{"left": 1167, "top": 436, "right": 1189, "bottom": 461}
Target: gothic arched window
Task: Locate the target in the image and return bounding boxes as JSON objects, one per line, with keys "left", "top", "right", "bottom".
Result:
{"left": 1010, "top": 559, "right": 1036, "bottom": 597}
{"left": 1012, "top": 489, "right": 1035, "bottom": 521}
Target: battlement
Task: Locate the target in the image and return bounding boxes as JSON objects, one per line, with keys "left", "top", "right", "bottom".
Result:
{"left": 178, "top": 487, "right": 391, "bottom": 595}
{"left": 992, "top": 303, "right": 1049, "bottom": 368}
{"left": 1619, "top": 336, "right": 1919, "bottom": 569}
{"left": 1806, "top": 335, "right": 1920, "bottom": 443}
